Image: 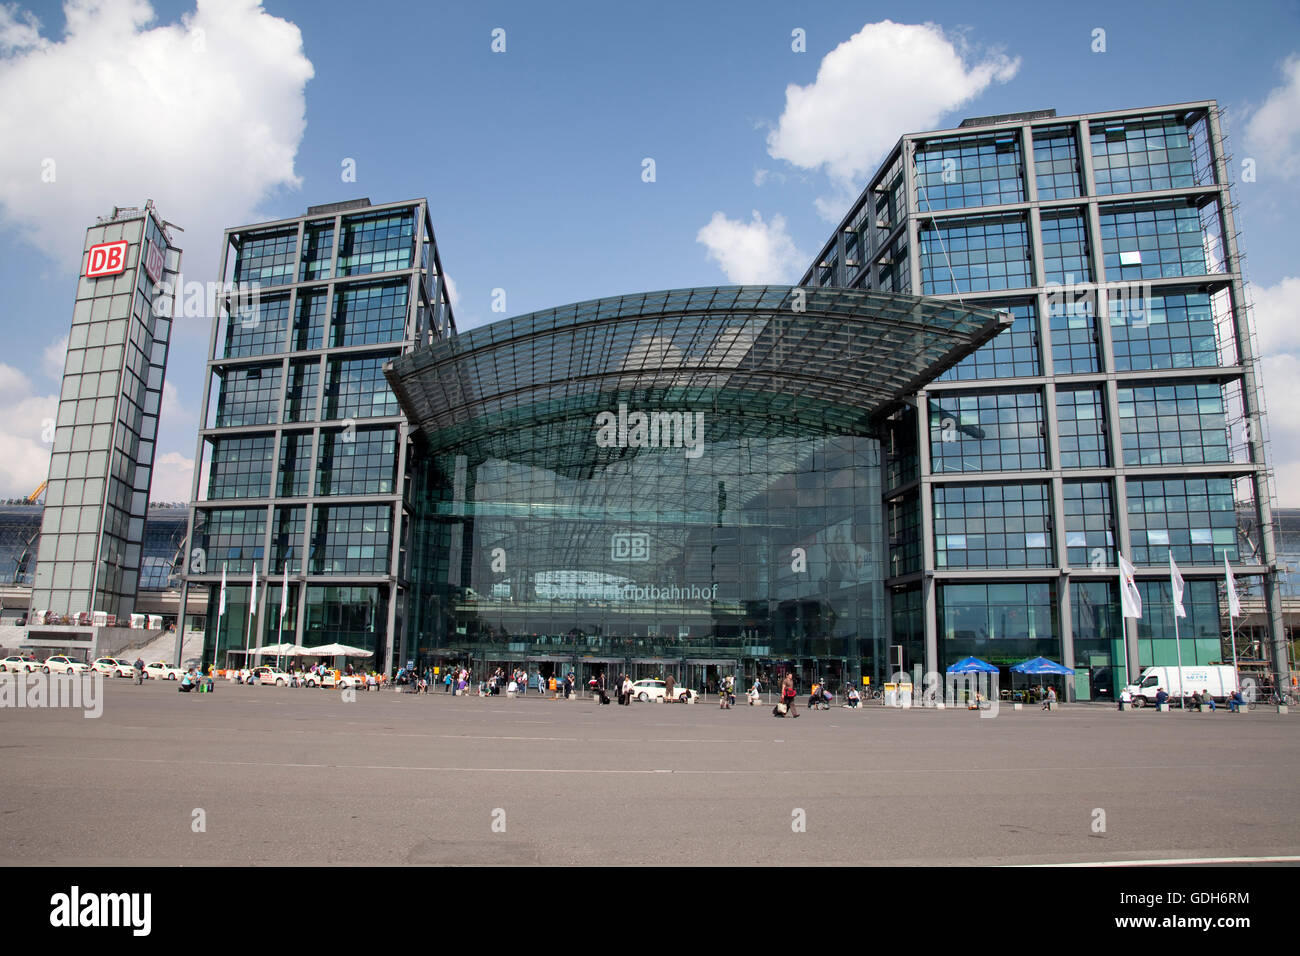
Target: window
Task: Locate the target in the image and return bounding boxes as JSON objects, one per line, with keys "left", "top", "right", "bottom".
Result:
{"left": 1090, "top": 113, "right": 1213, "bottom": 196}
{"left": 332, "top": 280, "right": 409, "bottom": 347}
{"left": 887, "top": 492, "right": 921, "bottom": 577}
{"left": 299, "top": 221, "right": 334, "bottom": 281}
{"left": 197, "top": 508, "right": 265, "bottom": 573}
{"left": 277, "top": 431, "right": 313, "bottom": 497}
{"left": 1099, "top": 200, "right": 1225, "bottom": 281}
{"left": 914, "top": 132, "right": 1025, "bottom": 211}
{"left": 284, "top": 360, "right": 319, "bottom": 424}
{"left": 224, "top": 295, "right": 288, "bottom": 358}
{"left": 337, "top": 211, "right": 414, "bottom": 276}
{"left": 1126, "top": 477, "right": 1239, "bottom": 565}
{"left": 309, "top": 504, "right": 392, "bottom": 574}
{"left": 1048, "top": 294, "right": 1099, "bottom": 374}
{"left": 1032, "top": 125, "right": 1081, "bottom": 200}
{"left": 934, "top": 482, "right": 1053, "bottom": 569}
{"left": 271, "top": 506, "right": 306, "bottom": 572}
{"left": 938, "top": 302, "right": 1038, "bottom": 381}
{"left": 938, "top": 581, "right": 1058, "bottom": 645}
{"left": 324, "top": 354, "right": 399, "bottom": 420}
{"left": 1110, "top": 289, "right": 1224, "bottom": 371}
{"left": 215, "top": 364, "right": 282, "bottom": 427}
{"left": 921, "top": 214, "right": 1031, "bottom": 294}
{"left": 929, "top": 390, "right": 1046, "bottom": 473}
{"left": 293, "top": 290, "right": 327, "bottom": 351}
{"left": 316, "top": 426, "right": 398, "bottom": 495}
{"left": 207, "top": 435, "right": 274, "bottom": 500}
{"left": 233, "top": 230, "right": 296, "bottom": 287}
{"left": 1117, "top": 382, "right": 1230, "bottom": 466}
{"left": 1062, "top": 480, "right": 1115, "bottom": 566}
{"left": 1056, "top": 388, "right": 1109, "bottom": 468}
{"left": 1039, "top": 210, "right": 1091, "bottom": 285}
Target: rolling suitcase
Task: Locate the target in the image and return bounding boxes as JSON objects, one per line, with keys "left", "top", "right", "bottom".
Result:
{"left": 773, "top": 701, "right": 788, "bottom": 717}
{"left": 599, "top": 690, "right": 610, "bottom": 705}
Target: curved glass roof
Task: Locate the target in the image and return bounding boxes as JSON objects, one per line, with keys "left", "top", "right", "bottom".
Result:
{"left": 386, "top": 285, "right": 1010, "bottom": 462}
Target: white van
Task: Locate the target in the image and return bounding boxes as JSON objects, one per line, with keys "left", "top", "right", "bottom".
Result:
{"left": 1125, "top": 665, "right": 1238, "bottom": 707}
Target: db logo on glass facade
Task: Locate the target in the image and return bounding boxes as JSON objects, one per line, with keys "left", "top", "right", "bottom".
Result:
{"left": 611, "top": 533, "right": 650, "bottom": 562}
{"left": 85, "top": 240, "right": 129, "bottom": 278}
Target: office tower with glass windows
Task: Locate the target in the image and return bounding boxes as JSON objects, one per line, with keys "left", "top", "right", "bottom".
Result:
{"left": 27, "top": 202, "right": 182, "bottom": 625}
{"left": 183, "top": 199, "right": 455, "bottom": 674}
{"left": 801, "top": 101, "right": 1286, "bottom": 699}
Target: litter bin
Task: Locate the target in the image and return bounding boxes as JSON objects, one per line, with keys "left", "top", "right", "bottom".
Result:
{"left": 883, "top": 682, "right": 898, "bottom": 707}
{"left": 898, "top": 682, "right": 913, "bottom": 709}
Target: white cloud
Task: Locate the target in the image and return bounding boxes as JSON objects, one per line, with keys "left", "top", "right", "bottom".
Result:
{"left": 766, "top": 20, "right": 1019, "bottom": 220}
{"left": 148, "top": 450, "right": 194, "bottom": 503}
{"left": 1244, "top": 54, "right": 1300, "bottom": 179}
{"left": 442, "top": 274, "right": 459, "bottom": 308}
{"left": 696, "top": 210, "right": 805, "bottom": 284}
{"left": 0, "top": 362, "right": 57, "bottom": 498}
{"left": 1258, "top": 353, "right": 1300, "bottom": 507}
{"left": 1250, "top": 277, "right": 1300, "bottom": 506}
{"left": 0, "top": 3, "right": 43, "bottom": 52}
{"left": 0, "top": 0, "right": 314, "bottom": 283}
{"left": 1250, "top": 276, "right": 1300, "bottom": 354}
{"left": 42, "top": 333, "right": 68, "bottom": 383}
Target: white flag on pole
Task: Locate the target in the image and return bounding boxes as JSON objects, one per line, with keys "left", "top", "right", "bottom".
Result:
{"left": 1224, "top": 552, "right": 1242, "bottom": 619}
{"left": 1169, "top": 553, "right": 1187, "bottom": 619}
{"left": 218, "top": 564, "right": 227, "bottom": 617}
{"left": 280, "top": 566, "right": 289, "bottom": 626}
{"left": 250, "top": 563, "right": 257, "bottom": 619}
{"left": 1118, "top": 553, "right": 1143, "bottom": 619}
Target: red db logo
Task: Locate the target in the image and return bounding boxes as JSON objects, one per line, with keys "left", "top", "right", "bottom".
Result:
{"left": 86, "top": 240, "right": 129, "bottom": 278}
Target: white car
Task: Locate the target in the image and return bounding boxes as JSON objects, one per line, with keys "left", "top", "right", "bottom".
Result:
{"left": 91, "top": 658, "right": 136, "bottom": 678}
{"left": 144, "top": 661, "right": 186, "bottom": 681}
{"left": 0, "top": 655, "right": 41, "bottom": 673}
{"left": 252, "top": 665, "right": 293, "bottom": 686}
{"left": 628, "top": 678, "right": 697, "bottom": 703}
{"left": 43, "top": 656, "right": 90, "bottom": 675}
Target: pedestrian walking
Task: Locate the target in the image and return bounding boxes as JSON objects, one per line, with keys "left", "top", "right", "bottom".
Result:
{"left": 781, "top": 672, "right": 799, "bottom": 717}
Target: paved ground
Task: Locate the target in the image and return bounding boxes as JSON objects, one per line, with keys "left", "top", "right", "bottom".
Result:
{"left": 1, "top": 678, "right": 1297, "bottom": 865}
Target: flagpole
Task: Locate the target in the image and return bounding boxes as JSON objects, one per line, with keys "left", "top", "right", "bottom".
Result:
{"left": 244, "top": 565, "right": 256, "bottom": 672}
{"left": 1170, "top": 554, "right": 1186, "bottom": 710}
{"left": 1226, "top": 552, "right": 1241, "bottom": 694}
{"left": 1173, "top": 604, "right": 1185, "bottom": 709}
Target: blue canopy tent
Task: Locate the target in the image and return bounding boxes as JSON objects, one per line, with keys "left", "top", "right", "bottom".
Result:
{"left": 1010, "top": 657, "right": 1074, "bottom": 675}
{"left": 1010, "top": 657, "right": 1074, "bottom": 703}
{"left": 945, "top": 657, "right": 999, "bottom": 706}
{"left": 945, "top": 656, "right": 999, "bottom": 674}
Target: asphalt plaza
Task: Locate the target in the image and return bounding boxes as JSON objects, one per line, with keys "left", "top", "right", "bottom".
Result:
{"left": 1, "top": 679, "right": 1297, "bottom": 866}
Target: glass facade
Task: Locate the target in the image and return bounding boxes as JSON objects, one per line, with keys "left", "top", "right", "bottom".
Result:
{"left": 193, "top": 200, "right": 454, "bottom": 670}
{"left": 29, "top": 205, "right": 181, "bottom": 619}
{"left": 183, "top": 102, "right": 1284, "bottom": 696}
{"left": 792, "top": 102, "right": 1280, "bottom": 696}
{"left": 406, "top": 432, "right": 885, "bottom": 687}
{"left": 387, "top": 285, "right": 1007, "bottom": 688}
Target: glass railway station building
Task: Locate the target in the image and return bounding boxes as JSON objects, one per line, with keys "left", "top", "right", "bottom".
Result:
{"left": 186, "top": 101, "right": 1290, "bottom": 701}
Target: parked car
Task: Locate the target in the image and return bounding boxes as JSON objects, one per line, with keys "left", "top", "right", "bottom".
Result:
{"left": 144, "top": 661, "right": 186, "bottom": 681}
{"left": 252, "top": 665, "right": 293, "bottom": 686}
{"left": 43, "top": 656, "right": 90, "bottom": 675}
{"left": 91, "top": 658, "right": 136, "bottom": 678}
{"left": 0, "top": 655, "right": 40, "bottom": 673}
{"left": 628, "top": 678, "right": 697, "bottom": 703}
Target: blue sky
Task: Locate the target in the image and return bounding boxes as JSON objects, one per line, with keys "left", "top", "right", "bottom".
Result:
{"left": 1, "top": 0, "right": 1298, "bottom": 503}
